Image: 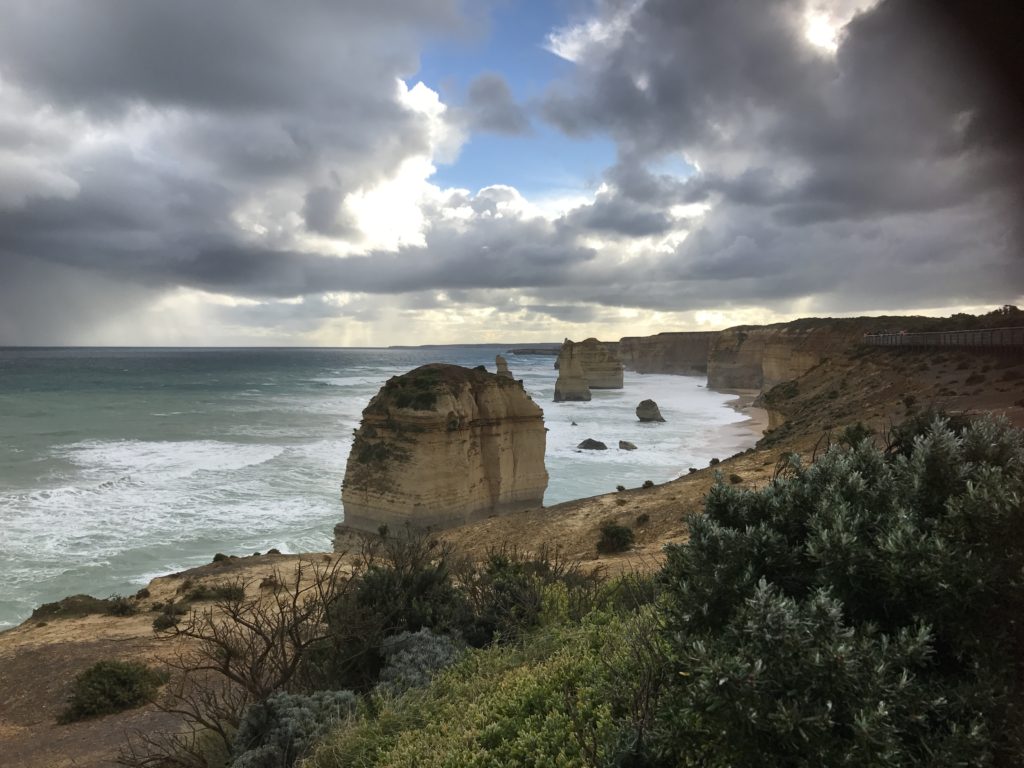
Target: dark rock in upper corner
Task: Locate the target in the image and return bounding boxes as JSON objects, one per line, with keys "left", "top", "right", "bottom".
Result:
{"left": 636, "top": 399, "right": 666, "bottom": 422}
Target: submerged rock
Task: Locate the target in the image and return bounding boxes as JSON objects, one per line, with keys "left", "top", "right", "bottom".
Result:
{"left": 618, "top": 440, "right": 637, "bottom": 450}
{"left": 577, "top": 438, "right": 608, "bottom": 450}
{"left": 341, "top": 364, "right": 548, "bottom": 532}
{"left": 554, "top": 340, "right": 592, "bottom": 402}
{"left": 636, "top": 399, "right": 666, "bottom": 422}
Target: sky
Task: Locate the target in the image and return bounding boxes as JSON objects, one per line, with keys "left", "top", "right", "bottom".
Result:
{"left": 0, "top": 0, "right": 1022, "bottom": 346}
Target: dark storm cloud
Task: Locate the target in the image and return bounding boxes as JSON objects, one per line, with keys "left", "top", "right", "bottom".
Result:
{"left": 538, "top": 0, "right": 1024, "bottom": 308}
{"left": 463, "top": 74, "right": 532, "bottom": 135}
{"left": 0, "top": 1, "right": 462, "bottom": 113}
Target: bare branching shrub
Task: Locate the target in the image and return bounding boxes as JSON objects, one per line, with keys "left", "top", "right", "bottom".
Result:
{"left": 120, "top": 557, "right": 356, "bottom": 767}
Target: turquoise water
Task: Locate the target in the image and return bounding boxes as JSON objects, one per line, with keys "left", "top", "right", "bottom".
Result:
{"left": 0, "top": 346, "right": 754, "bottom": 628}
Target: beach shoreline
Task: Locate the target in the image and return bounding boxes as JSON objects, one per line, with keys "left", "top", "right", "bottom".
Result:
{"left": 718, "top": 387, "right": 769, "bottom": 443}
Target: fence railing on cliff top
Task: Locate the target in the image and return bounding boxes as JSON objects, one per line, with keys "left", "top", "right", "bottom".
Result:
{"left": 861, "top": 327, "right": 1024, "bottom": 353}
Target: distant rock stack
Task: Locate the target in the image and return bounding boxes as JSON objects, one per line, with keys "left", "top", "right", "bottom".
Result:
{"left": 576, "top": 338, "right": 624, "bottom": 388}
{"left": 341, "top": 364, "right": 548, "bottom": 533}
{"left": 495, "top": 354, "right": 514, "bottom": 380}
{"left": 636, "top": 399, "right": 666, "bottom": 422}
{"left": 553, "top": 340, "right": 592, "bottom": 402}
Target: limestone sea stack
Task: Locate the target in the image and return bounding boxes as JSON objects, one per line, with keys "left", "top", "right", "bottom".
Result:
{"left": 495, "top": 354, "right": 514, "bottom": 380}
{"left": 553, "top": 340, "right": 591, "bottom": 402}
{"left": 341, "top": 364, "right": 548, "bottom": 532}
{"left": 636, "top": 399, "right": 666, "bottom": 422}
{"left": 575, "top": 338, "right": 624, "bottom": 388}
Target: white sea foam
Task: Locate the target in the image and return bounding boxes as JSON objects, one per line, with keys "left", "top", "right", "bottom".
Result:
{"left": 58, "top": 439, "right": 285, "bottom": 481}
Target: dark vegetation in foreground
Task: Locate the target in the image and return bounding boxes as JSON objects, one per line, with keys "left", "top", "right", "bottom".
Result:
{"left": 116, "top": 414, "right": 1023, "bottom": 767}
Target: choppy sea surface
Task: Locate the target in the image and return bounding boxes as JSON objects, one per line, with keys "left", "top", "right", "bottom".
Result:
{"left": 0, "top": 346, "right": 756, "bottom": 629}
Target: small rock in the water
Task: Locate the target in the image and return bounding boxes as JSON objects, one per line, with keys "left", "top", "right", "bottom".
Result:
{"left": 636, "top": 399, "right": 666, "bottom": 422}
{"left": 571, "top": 420, "right": 578, "bottom": 426}
{"left": 618, "top": 440, "right": 637, "bottom": 450}
{"left": 577, "top": 438, "right": 608, "bottom": 450}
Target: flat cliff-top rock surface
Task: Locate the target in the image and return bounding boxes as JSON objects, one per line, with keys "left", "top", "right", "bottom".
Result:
{"left": 341, "top": 364, "right": 548, "bottom": 532}
{"left": 553, "top": 340, "right": 592, "bottom": 402}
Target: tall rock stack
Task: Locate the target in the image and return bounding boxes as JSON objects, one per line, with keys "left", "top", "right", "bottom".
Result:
{"left": 575, "top": 338, "right": 624, "bottom": 388}
{"left": 341, "top": 364, "right": 548, "bottom": 533}
{"left": 495, "top": 354, "right": 514, "bottom": 380}
{"left": 553, "top": 340, "right": 592, "bottom": 402}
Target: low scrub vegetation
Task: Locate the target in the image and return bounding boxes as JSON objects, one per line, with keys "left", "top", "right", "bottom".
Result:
{"left": 60, "top": 660, "right": 168, "bottom": 724}
{"left": 596, "top": 520, "right": 635, "bottom": 554}
{"left": 120, "top": 414, "right": 1024, "bottom": 768}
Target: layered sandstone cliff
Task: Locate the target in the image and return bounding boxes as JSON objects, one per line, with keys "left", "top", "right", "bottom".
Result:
{"left": 575, "top": 338, "right": 624, "bottom": 388}
{"left": 618, "top": 332, "right": 716, "bottom": 375}
{"left": 707, "top": 322, "right": 869, "bottom": 391}
{"left": 341, "top": 364, "right": 548, "bottom": 532}
{"left": 554, "top": 341, "right": 592, "bottom": 402}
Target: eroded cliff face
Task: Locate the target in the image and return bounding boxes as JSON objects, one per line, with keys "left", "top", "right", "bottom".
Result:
{"left": 575, "top": 338, "right": 624, "bottom": 388}
{"left": 707, "top": 323, "right": 867, "bottom": 391}
{"left": 618, "top": 332, "right": 716, "bottom": 375}
{"left": 554, "top": 341, "right": 592, "bottom": 402}
{"left": 341, "top": 364, "right": 548, "bottom": 532}
{"left": 705, "top": 330, "right": 767, "bottom": 389}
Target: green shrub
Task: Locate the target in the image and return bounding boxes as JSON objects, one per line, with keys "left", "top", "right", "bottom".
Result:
{"left": 651, "top": 416, "right": 1024, "bottom": 765}
{"left": 59, "top": 660, "right": 168, "bottom": 723}
{"left": 375, "top": 629, "right": 464, "bottom": 698}
{"left": 104, "top": 594, "right": 136, "bottom": 617}
{"left": 32, "top": 594, "right": 115, "bottom": 620}
{"left": 307, "top": 612, "right": 656, "bottom": 768}
{"left": 839, "top": 421, "right": 874, "bottom": 447}
{"left": 596, "top": 521, "right": 634, "bottom": 554}
{"left": 642, "top": 479, "right": 655, "bottom": 488}
{"left": 184, "top": 582, "right": 245, "bottom": 603}
{"left": 232, "top": 690, "right": 358, "bottom": 768}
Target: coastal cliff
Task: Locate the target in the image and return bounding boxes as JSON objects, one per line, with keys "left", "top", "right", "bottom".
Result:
{"left": 341, "top": 364, "right": 548, "bottom": 532}
{"left": 553, "top": 341, "right": 592, "bottom": 401}
{"left": 706, "top": 322, "right": 869, "bottom": 390}
{"left": 574, "top": 338, "right": 624, "bottom": 388}
{"left": 618, "top": 332, "right": 716, "bottom": 375}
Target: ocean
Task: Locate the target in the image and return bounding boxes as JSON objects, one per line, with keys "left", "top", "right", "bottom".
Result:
{"left": 0, "top": 346, "right": 756, "bottom": 629}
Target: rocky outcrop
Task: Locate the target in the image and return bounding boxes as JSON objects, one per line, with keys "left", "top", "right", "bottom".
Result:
{"left": 495, "top": 355, "right": 513, "bottom": 380}
{"left": 573, "top": 338, "right": 624, "bottom": 388}
{"left": 618, "top": 332, "right": 716, "bottom": 375}
{"left": 577, "top": 439, "right": 607, "bottom": 450}
{"left": 618, "top": 440, "right": 637, "bottom": 451}
{"left": 341, "top": 364, "right": 548, "bottom": 532}
{"left": 636, "top": 399, "right": 665, "bottom": 422}
{"left": 554, "top": 341, "right": 592, "bottom": 402}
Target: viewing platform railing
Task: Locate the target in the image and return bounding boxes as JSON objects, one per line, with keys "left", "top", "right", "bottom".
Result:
{"left": 861, "top": 327, "right": 1024, "bottom": 354}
